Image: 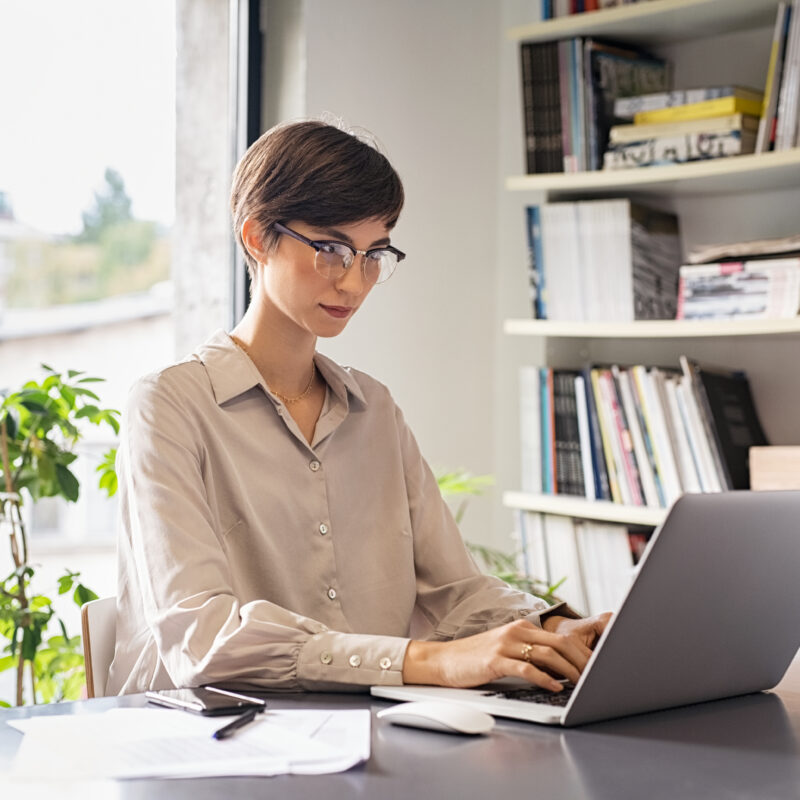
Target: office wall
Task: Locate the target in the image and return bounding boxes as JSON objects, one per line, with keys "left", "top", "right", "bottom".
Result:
{"left": 276, "top": 0, "right": 505, "bottom": 547}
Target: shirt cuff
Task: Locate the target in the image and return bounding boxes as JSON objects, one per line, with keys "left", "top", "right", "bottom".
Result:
{"left": 297, "top": 630, "right": 410, "bottom": 690}
{"left": 525, "top": 601, "right": 583, "bottom": 628}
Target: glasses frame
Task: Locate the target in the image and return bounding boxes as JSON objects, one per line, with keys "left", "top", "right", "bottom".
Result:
{"left": 272, "top": 222, "right": 405, "bottom": 284}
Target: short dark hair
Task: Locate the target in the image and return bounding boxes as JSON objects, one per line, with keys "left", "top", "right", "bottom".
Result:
{"left": 231, "top": 120, "right": 405, "bottom": 275}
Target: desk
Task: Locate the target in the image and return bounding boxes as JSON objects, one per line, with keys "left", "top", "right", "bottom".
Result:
{"left": 2, "top": 659, "right": 799, "bottom": 800}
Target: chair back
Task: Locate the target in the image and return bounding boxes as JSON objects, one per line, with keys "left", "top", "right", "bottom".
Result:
{"left": 81, "top": 596, "right": 117, "bottom": 698}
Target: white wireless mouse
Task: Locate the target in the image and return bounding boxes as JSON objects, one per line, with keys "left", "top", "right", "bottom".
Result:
{"left": 377, "top": 700, "right": 495, "bottom": 735}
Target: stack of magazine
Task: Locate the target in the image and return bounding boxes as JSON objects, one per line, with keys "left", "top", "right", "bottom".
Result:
{"left": 604, "top": 86, "right": 763, "bottom": 170}
{"left": 677, "top": 233, "right": 800, "bottom": 320}
{"left": 512, "top": 509, "right": 651, "bottom": 616}
{"left": 519, "top": 357, "right": 768, "bottom": 510}
{"left": 525, "top": 198, "right": 681, "bottom": 321}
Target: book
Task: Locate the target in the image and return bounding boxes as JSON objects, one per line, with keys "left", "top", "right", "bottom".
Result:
{"left": 580, "top": 366, "right": 612, "bottom": 501}
{"left": 574, "top": 374, "right": 597, "bottom": 501}
{"left": 576, "top": 519, "right": 638, "bottom": 614}
{"left": 679, "top": 358, "right": 769, "bottom": 490}
{"left": 687, "top": 233, "right": 800, "bottom": 265}
{"left": 676, "top": 258, "right": 800, "bottom": 320}
{"left": 520, "top": 41, "right": 564, "bottom": 174}
{"left": 519, "top": 366, "right": 542, "bottom": 493}
{"left": 524, "top": 206, "right": 547, "bottom": 318}
{"left": 756, "top": 3, "right": 791, "bottom": 153}
{"left": 584, "top": 38, "right": 670, "bottom": 170}
{"left": 633, "top": 94, "right": 764, "bottom": 125}
{"left": 603, "top": 130, "right": 756, "bottom": 170}
{"left": 542, "top": 515, "right": 588, "bottom": 613}
{"left": 775, "top": 0, "right": 800, "bottom": 149}
{"left": 609, "top": 113, "right": 758, "bottom": 145}
{"left": 553, "top": 371, "right": 586, "bottom": 497}
{"left": 614, "top": 86, "right": 764, "bottom": 119}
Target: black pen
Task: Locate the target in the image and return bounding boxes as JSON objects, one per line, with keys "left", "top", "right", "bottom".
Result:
{"left": 212, "top": 707, "right": 264, "bottom": 740}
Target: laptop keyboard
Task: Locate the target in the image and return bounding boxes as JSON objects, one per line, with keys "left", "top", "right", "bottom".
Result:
{"left": 481, "top": 685, "right": 574, "bottom": 707}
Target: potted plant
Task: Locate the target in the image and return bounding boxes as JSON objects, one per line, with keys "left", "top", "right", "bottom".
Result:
{"left": 436, "top": 469, "right": 563, "bottom": 604}
{"left": 0, "top": 365, "right": 119, "bottom": 706}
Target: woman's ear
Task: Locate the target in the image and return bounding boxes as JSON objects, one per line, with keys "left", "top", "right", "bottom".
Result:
{"left": 241, "top": 218, "right": 269, "bottom": 263}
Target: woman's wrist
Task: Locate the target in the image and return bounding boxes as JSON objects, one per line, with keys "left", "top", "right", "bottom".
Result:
{"left": 401, "top": 640, "right": 445, "bottom": 685}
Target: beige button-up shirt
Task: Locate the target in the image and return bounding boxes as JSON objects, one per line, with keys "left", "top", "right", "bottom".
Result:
{"left": 106, "top": 330, "right": 556, "bottom": 695}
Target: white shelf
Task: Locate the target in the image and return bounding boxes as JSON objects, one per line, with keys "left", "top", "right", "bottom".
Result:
{"left": 506, "top": 150, "right": 800, "bottom": 199}
{"left": 504, "top": 491, "right": 667, "bottom": 526}
{"left": 504, "top": 317, "right": 800, "bottom": 340}
{"left": 507, "top": 0, "right": 781, "bottom": 46}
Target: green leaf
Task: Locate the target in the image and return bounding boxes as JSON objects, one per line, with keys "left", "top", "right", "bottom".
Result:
{"left": 1, "top": 408, "right": 19, "bottom": 439}
{"left": 73, "top": 583, "right": 98, "bottom": 607}
{"left": 67, "top": 369, "right": 85, "bottom": 379}
{"left": 75, "top": 405, "right": 101, "bottom": 420}
{"left": 40, "top": 363, "right": 56, "bottom": 373}
{"left": 55, "top": 464, "right": 80, "bottom": 501}
{"left": 58, "top": 385, "right": 76, "bottom": 408}
{"left": 72, "top": 387, "right": 101, "bottom": 401}
{"left": 77, "top": 377, "right": 105, "bottom": 383}
{"left": 57, "top": 575, "right": 75, "bottom": 594}
{"left": 0, "top": 655, "right": 16, "bottom": 673}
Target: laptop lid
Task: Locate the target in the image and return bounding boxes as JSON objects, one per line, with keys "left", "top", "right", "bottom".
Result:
{"left": 563, "top": 490, "right": 800, "bottom": 725}
{"left": 373, "top": 491, "right": 800, "bottom": 727}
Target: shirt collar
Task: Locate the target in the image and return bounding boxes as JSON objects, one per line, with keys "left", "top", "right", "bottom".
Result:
{"left": 194, "top": 329, "right": 366, "bottom": 409}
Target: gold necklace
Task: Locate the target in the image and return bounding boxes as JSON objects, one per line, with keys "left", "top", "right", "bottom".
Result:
{"left": 233, "top": 336, "right": 317, "bottom": 405}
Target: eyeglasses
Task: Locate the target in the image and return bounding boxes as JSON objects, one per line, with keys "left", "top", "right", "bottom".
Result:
{"left": 272, "top": 222, "right": 405, "bottom": 285}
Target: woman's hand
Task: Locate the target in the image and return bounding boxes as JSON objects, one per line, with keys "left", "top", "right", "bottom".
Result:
{"left": 402, "top": 613, "right": 611, "bottom": 692}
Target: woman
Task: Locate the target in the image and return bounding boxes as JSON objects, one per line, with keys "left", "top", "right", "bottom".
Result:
{"left": 106, "top": 120, "right": 609, "bottom": 696}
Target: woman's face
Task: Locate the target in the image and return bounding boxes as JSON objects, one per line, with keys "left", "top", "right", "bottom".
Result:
{"left": 253, "top": 217, "right": 394, "bottom": 339}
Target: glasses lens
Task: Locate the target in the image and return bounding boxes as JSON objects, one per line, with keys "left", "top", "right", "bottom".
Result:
{"left": 314, "top": 243, "right": 352, "bottom": 278}
{"left": 314, "top": 244, "right": 398, "bottom": 284}
{"left": 365, "top": 251, "right": 398, "bottom": 284}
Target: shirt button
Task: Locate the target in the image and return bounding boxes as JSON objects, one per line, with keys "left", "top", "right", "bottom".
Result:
{"left": 349, "top": 654, "right": 362, "bottom": 668}
{"left": 379, "top": 657, "right": 392, "bottom": 670}
{"left": 320, "top": 652, "right": 333, "bottom": 665}
{"left": 327, "top": 588, "right": 337, "bottom": 600}
{"left": 319, "top": 523, "right": 329, "bottom": 535}
{"left": 309, "top": 460, "right": 320, "bottom": 472}
{"left": 276, "top": 407, "right": 283, "bottom": 416}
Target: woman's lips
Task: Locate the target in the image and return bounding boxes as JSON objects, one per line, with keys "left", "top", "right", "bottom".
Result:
{"left": 320, "top": 304, "right": 353, "bottom": 319}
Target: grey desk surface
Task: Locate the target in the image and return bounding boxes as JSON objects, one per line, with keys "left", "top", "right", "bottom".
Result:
{"left": 2, "top": 659, "right": 799, "bottom": 800}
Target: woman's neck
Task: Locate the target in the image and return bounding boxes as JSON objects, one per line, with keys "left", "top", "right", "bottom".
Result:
{"left": 231, "top": 306, "right": 317, "bottom": 399}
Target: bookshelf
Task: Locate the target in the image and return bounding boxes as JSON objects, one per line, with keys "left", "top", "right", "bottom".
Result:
{"left": 507, "top": 0, "right": 782, "bottom": 47}
{"left": 504, "top": 317, "right": 800, "bottom": 340}
{"left": 503, "top": 491, "right": 666, "bottom": 527}
{"left": 506, "top": 149, "right": 800, "bottom": 198}
{"left": 502, "top": 0, "right": 800, "bottom": 580}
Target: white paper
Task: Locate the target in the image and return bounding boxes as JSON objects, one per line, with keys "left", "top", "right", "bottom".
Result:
{"left": 8, "top": 707, "right": 370, "bottom": 781}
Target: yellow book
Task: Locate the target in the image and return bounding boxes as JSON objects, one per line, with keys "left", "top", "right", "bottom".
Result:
{"left": 634, "top": 96, "right": 764, "bottom": 125}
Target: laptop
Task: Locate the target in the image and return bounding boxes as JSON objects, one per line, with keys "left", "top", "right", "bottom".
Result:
{"left": 371, "top": 491, "right": 800, "bottom": 726}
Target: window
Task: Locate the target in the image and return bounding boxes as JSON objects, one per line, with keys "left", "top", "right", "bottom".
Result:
{"left": 0, "top": 0, "right": 177, "bottom": 548}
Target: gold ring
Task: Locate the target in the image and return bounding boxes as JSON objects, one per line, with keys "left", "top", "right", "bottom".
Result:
{"left": 521, "top": 643, "right": 533, "bottom": 663}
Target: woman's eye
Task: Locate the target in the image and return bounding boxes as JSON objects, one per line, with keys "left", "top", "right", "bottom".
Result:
{"left": 367, "top": 250, "right": 388, "bottom": 261}
{"left": 319, "top": 242, "right": 339, "bottom": 255}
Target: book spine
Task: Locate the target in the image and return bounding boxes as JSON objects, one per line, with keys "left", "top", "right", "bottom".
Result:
{"left": 633, "top": 96, "right": 763, "bottom": 125}
{"left": 581, "top": 367, "right": 612, "bottom": 501}
{"left": 602, "top": 369, "right": 644, "bottom": 506}
{"left": 604, "top": 131, "right": 753, "bottom": 170}
{"left": 574, "top": 374, "right": 597, "bottom": 501}
{"left": 614, "top": 366, "right": 661, "bottom": 507}
{"left": 756, "top": 3, "right": 790, "bottom": 153}
{"left": 519, "top": 366, "right": 542, "bottom": 494}
{"left": 524, "top": 206, "right": 542, "bottom": 318}
{"left": 632, "top": 365, "right": 682, "bottom": 505}
{"left": 678, "top": 356, "right": 733, "bottom": 490}
{"left": 590, "top": 368, "right": 623, "bottom": 503}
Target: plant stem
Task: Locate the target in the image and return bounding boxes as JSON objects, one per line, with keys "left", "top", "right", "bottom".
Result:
{"left": 28, "top": 661, "right": 37, "bottom": 705}
{"left": 15, "top": 648, "right": 24, "bottom": 707}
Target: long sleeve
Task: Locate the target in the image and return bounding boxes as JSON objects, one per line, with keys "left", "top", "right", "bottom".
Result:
{"left": 395, "top": 404, "right": 563, "bottom": 641}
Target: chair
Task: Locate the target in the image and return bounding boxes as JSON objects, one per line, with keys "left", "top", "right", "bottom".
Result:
{"left": 80, "top": 596, "right": 117, "bottom": 698}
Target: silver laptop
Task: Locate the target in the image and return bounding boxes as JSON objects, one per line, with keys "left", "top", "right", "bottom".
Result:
{"left": 371, "top": 491, "right": 800, "bottom": 726}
